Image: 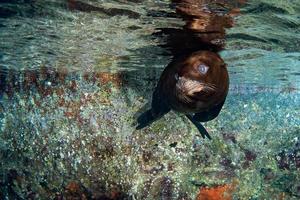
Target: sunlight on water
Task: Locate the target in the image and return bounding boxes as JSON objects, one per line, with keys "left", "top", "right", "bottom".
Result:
{"left": 0, "top": 0, "right": 299, "bottom": 199}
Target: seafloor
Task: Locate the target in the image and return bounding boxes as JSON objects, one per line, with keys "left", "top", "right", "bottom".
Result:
{"left": 0, "top": 0, "right": 300, "bottom": 199}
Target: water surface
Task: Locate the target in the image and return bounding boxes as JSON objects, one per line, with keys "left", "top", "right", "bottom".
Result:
{"left": 0, "top": 0, "right": 299, "bottom": 199}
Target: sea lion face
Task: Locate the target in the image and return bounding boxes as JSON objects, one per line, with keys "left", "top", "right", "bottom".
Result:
{"left": 174, "top": 51, "right": 228, "bottom": 107}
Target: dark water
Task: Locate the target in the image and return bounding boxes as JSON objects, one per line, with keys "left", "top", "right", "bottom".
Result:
{"left": 0, "top": 0, "right": 299, "bottom": 199}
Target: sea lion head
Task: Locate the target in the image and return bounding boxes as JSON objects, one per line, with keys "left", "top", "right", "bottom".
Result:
{"left": 174, "top": 51, "right": 229, "bottom": 108}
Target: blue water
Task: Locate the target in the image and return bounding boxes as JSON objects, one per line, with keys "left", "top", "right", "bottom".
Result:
{"left": 0, "top": 0, "right": 299, "bottom": 199}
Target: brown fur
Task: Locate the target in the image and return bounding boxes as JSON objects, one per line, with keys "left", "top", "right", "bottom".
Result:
{"left": 158, "top": 51, "right": 229, "bottom": 113}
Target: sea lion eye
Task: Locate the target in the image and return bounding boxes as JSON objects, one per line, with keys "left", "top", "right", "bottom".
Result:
{"left": 198, "top": 64, "right": 209, "bottom": 74}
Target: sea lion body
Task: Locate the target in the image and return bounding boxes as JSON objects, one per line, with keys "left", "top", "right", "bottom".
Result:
{"left": 137, "top": 51, "right": 229, "bottom": 139}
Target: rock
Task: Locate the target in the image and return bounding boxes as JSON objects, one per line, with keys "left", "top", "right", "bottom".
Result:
{"left": 63, "top": 181, "right": 91, "bottom": 200}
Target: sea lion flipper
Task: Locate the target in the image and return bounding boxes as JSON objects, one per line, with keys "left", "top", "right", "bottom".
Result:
{"left": 136, "top": 107, "right": 170, "bottom": 130}
{"left": 186, "top": 115, "right": 212, "bottom": 140}
{"left": 136, "top": 110, "right": 155, "bottom": 130}
{"left": 136, "top": 89, "right": 170, "bottom": 130}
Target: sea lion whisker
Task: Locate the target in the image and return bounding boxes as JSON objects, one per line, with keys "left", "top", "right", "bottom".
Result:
{"left": 203, "top": 83, "right": 218, "bottom": 91}
{"left": 175, "top": 84, "right": 193, "bottom": 103}
{"left": 192, "top": 83, "right": 214, "bottom": 91}
{"left": 186, "top": 81, "right": 202, "bottom": 91}
{"left": 205, "top": 85, "right": 217, "bottom": 90}
{"left": 177, "top": 91, "right": 193, "bottom": 103}
{"left": 182, "top": 81, "right": 219, "bottom": 94}
{"left": 204, "top": 83, "right": 217, "bottom": 87}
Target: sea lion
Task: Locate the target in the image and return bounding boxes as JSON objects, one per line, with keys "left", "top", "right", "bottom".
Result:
{"left": 136, "top": 51, "right": 229, "bottom": 139}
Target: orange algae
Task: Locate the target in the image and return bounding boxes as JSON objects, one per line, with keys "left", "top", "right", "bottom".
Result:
{"left": 96, "top": 72, "right": 123, "bottom": 87}
{"left": 196, "top": 181, "right": 237, "bottom": 200}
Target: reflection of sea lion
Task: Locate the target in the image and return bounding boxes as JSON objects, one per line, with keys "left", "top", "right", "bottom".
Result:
{"left": 67, "top": 0, "right": 140, "bottom": 18}
{"left": 153, "top": 0, "right": 244, "bottom": 55}
{"left": 136, "top": 51, "right": 229, "bottom": 139}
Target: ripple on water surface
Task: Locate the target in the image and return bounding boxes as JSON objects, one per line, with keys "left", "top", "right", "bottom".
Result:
{"left": 0, "top": 0, "right": 300, "bottom": 199}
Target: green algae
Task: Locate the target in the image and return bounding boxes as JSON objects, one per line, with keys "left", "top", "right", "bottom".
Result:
{"left": 0, "top": 70, "right": 300, "bottom": 199}
{"left": 1, "top": 0, "right": 300, "bottom": 199}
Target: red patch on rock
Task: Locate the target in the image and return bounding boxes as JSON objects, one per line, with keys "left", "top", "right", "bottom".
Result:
{"left": 196, "top": 180, "right": 237, "bottom": 200}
